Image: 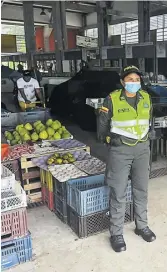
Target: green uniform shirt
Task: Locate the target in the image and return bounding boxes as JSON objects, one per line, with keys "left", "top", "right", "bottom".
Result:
{"left": 99, "top": 89, "right": 152, "bottom": 146}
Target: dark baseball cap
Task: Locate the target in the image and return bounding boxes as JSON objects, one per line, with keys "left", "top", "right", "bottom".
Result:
{"left": 23, "top": 70, "right": 31, "bottom": 76}
{"left": 121, "top": 65, "right": 142, "bottom": 80}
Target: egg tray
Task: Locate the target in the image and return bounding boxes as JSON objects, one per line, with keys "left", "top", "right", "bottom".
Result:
{"left": 74, "top": 158, "right": 106, "bottom": 175}
{"left": 48, "top": 164, "right": 87, "bottom": 183}
{"left": 51, "top": 139, "right": 86, "bottom": 149}
{"left": 32, "top": 150, "right": 92, "bottom": 171}
{"left": 33, "top": 145, "right": 60, "bottom": 156}
{"left": 32, "top": 156, "right": 50, "bottom": 171}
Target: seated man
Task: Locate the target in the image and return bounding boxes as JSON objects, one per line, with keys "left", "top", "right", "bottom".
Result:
{"left": 17, "top": 70, "right": 42, "bottom": 111}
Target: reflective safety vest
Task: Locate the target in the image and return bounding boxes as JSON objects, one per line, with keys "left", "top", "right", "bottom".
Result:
{"left": 110, "top": 90, "right": 151, "bottom": 145}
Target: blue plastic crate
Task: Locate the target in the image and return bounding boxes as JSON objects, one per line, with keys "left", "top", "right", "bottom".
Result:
{"left": 67, "top": 174, "right": 108, "bottom": 216}
{"left": 1, "top": 232, "right": 32, "bottom": 270}
{"left": 67, "top": 175, "right": 132, "bottom": 216}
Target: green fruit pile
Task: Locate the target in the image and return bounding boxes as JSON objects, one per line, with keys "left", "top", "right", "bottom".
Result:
{"left": 47, "top": 152, "right": 76, "bottom": 165}
{"left": 4, "top": 119, "right": 71, "bottom": 145}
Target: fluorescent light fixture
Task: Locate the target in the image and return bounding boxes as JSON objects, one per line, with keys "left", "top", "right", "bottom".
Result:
{"left": 2, "top": 20, "right": 48, "bottom": 26}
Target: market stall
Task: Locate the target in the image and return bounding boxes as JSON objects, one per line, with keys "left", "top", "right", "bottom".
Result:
{"left": 1, "top": 164, "right": 32, "bottom": 270}
{"left": 1, "top": 110, "right": 134, "bottom": 270}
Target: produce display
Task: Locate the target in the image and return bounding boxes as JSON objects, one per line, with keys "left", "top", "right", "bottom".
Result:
{"left": 4, "top": 119, "right": 72, "bottom": 145}
{"left": 47, "top": 152, "right": 76, "bottom": 165}
{"left": 32, "top": 150, "right": 92, "bottom": 170}
{"left": 2, "top": 144, "right": 35, "bottom": 161}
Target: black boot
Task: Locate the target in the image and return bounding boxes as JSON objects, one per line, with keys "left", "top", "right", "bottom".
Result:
{"left": 135, "top": 227, "right": 156, "bottom": 242}
{"left": 110, "top": 235, "right": 126, "bottom": 252}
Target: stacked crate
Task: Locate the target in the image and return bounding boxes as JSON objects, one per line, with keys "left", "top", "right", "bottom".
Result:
{"left": 40, "top": 169, "right": 68, "bottom": 220}
{"left": 38, "top": 150, "right": 133, "bottom": 238}
{"left": 66, "top": 174, "right": 133, "bottom": 238}
{"left": 21, "top": 156, "right": 42, "bottom": 204}
{"left": 51, "top": 172, "right": 133, "bottom": 238}
{"left": 1, "top": 165, "right": 32, "bottom": 270}
{"left": 53, "top": 177, "right": 68, "bottom": 223}
{"left": 40, "top": 169, "right": 54, "bottom": 211}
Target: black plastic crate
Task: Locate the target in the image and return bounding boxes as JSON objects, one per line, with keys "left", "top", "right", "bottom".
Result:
{"left": 67, "top": 202, "right": 134, "bottom": 238}
{"left": 53, "top": 178, "right": 67, "bottom": 200}
{"left": 54, "top": 193, "right": 67, "bottom": 223}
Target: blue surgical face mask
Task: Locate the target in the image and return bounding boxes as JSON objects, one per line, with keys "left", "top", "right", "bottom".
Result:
{"left": 124, "top": 82, "right": 141, "bottom": 94}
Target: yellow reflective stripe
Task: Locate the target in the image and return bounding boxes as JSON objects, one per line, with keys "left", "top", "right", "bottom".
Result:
{"left": 111, "top": 127, "right": 139, "bottom": 139}
{"left": 111, "top": 120, "right": 149, "bottom": 127}
{"left": 111, "top": 126, "right": 149, "bottom": 140}
{"left": 111, "top": 120, "right": 137, "bottom": 127}
{"left": 100, "top": 106, "right": 109, "bottom": 113}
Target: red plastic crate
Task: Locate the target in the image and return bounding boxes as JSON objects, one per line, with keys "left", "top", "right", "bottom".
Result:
{"left": 41, "top": 186, "right": 47, "bottom": 201}
{"left": 1, "top": 207, "right": 28, "bottom": 242}
{"left": 47, "top": 190, "right": 54, "bottom": 211}
{"left": 42, "top": 186, "right": 54, "bottom": 211}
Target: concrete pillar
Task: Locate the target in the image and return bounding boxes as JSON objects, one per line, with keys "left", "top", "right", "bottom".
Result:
{"left": 23, "top": 1, "right": 35, "bottom": 68}
{"left": 44, "top": 26, "right": 52, "bottom": 52}
{"left": 96, "top": 1, "right": 108, "bottom": 47}
{"left": 60, "top": 1, "right": 68, "bottom": 49}
{"left": 138, "top": 1, "right": 150, "bottom": 43}
{"left": 138, "top": 1, "right": 150, "bottom": 73}
{"left": 52, "top": 1, "right": 67, "bottom": 73}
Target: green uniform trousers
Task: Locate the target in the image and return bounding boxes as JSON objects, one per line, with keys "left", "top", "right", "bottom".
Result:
{"left": 105, "top": 141, "right": 150, "bottom": 236}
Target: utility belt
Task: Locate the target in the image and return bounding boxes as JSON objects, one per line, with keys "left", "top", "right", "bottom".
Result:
{"left": 106, "top": 133, "right": 149, "bottom": 147}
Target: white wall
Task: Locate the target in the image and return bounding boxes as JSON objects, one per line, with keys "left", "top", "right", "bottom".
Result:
{"left": 66, "top": 12, "right": 82, "bottom": 28}
{"left": 1, "top": 4, "right": 82, "bottom": 27}
{"left": 113, "top": 1, "right": 138, "bottom": 14}
{"left": 86, "top": 12, "right": 97, "bottom": 26}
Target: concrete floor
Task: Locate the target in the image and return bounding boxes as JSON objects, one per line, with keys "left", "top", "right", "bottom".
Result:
{"left": 10, "top": 175, "right": 167, "bottom": 272}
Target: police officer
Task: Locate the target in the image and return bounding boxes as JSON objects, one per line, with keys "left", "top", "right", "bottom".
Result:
{"left": 99, "top": 65, "right": 156, "bottom": 253}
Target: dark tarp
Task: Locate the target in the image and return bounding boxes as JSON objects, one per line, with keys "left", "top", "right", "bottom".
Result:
{"left": 49, "top": 69, "right": 167, "bottom": 131}
{"left": 1, "top": 65, "right": 14, "bottom": 78}
{"left": 49, "top": 69, "right": 120, "bottom": 131}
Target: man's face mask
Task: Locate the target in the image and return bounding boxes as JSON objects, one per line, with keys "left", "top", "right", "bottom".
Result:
{"left": 124, "top": 82, "right": 141, "bottom": 94}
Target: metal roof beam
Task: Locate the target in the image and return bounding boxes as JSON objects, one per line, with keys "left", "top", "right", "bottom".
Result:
{"left": 2, "top": 0, "right": 96, "bottom": 13}
{"left": 32, "top": 1, "right": 96, "bottom": 13}
{"left": 66, "top": 2, "right": 96, "bottom": 13}
{"left": 107, "top": 9, "right": 138, "bottom": 20}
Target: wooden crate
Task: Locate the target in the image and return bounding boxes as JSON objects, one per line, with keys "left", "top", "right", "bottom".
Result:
{"left": 21, "top": 157, "right": 42, "bottom": 203}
